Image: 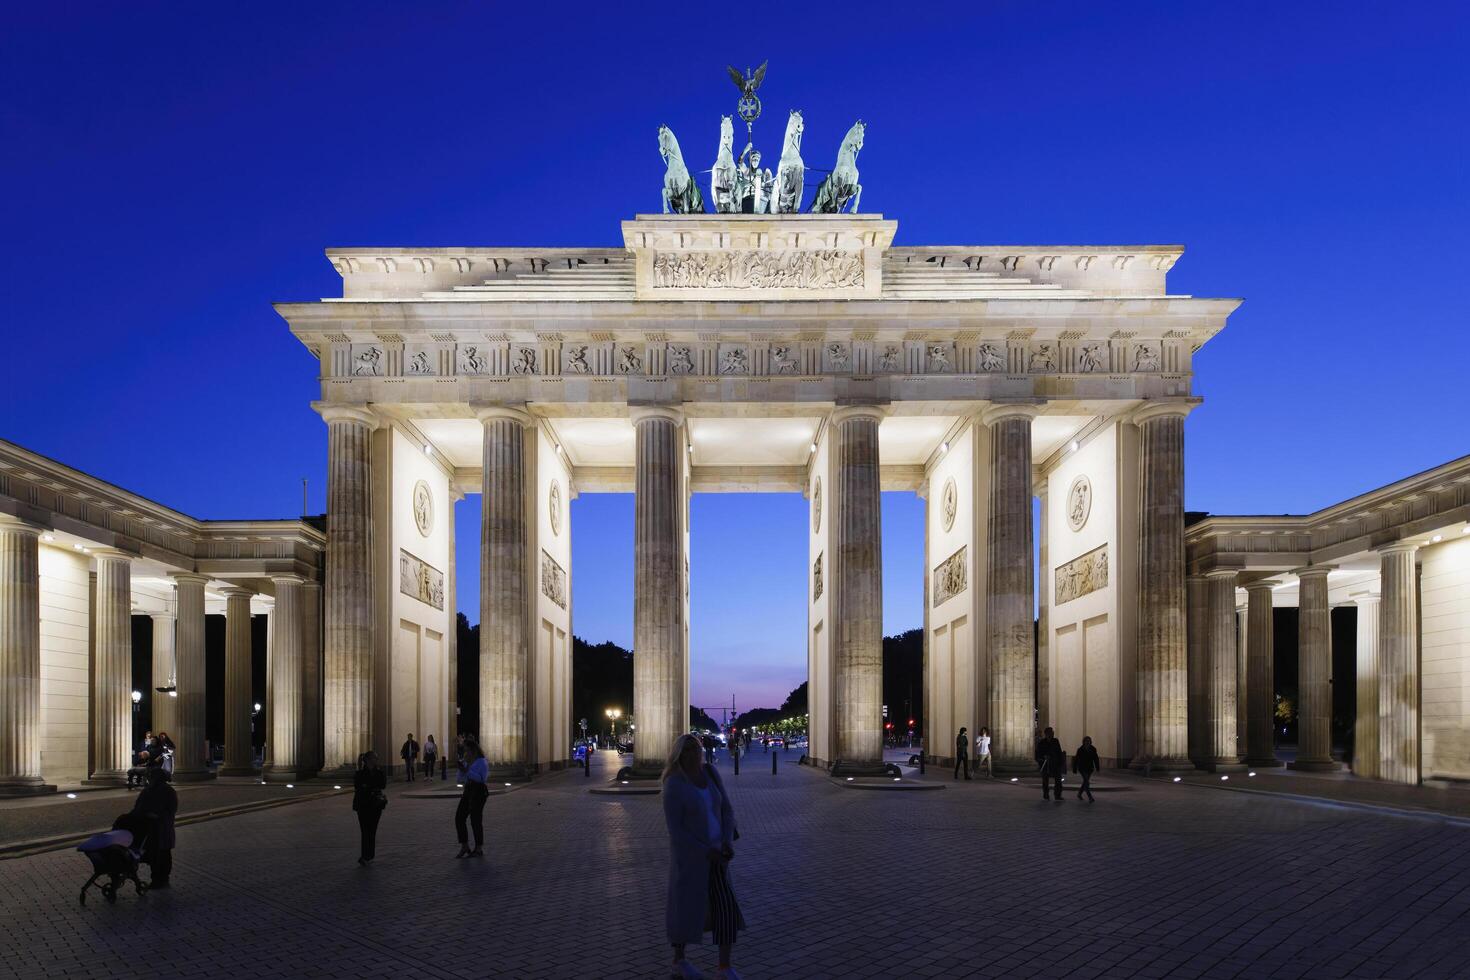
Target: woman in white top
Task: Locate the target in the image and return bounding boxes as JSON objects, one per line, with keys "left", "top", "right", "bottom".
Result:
{"left": 976, "top": 727, "right": 993, "bottom": 777}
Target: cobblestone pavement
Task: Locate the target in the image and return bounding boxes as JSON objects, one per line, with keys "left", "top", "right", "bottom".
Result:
{"left": 2, "top": 748, "right": 1468, "bottom": 979}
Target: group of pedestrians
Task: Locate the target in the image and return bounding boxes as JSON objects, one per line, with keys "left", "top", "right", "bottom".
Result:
{"left": 397, "top": 732, "right": 441, "bottom": 781}
{"left": 351, "top": 732, "right": 490, "bottom": 866}
{"left": 127, "top": 730, "right": 175, "bottom": 787}
{"left": 951, "top": 725, "right": 1102, "bottom": 801}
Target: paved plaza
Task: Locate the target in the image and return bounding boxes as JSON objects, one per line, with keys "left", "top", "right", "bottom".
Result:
{"left": 2, "top": 751, "right": 1468, "bottom": 979}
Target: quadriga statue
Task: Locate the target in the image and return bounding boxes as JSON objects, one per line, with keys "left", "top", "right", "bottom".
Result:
{"left": 658, "top": 124, "right": 705, "bottom": 214}
{"left": 710, "top": 116, "right": 738, "bottom": 214}
{"left": 809, "top": 120, "right": 864, "bottom": 214}
{"left": 772, "top": 109, "right": 804, "bottom": 214}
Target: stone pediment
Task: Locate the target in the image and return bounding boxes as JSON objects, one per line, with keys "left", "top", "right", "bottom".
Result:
{"left": 621, "top": 214, "right": 896, "bottom": 301}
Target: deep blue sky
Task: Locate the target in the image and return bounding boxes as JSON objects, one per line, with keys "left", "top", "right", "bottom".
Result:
{"left": 5, "top": 4, "right": 1466, "bottom": 710}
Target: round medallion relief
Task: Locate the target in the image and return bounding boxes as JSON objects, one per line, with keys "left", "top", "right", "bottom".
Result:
{"left": 812, "top": 477, "right": 822, "bottom": 533}
{"left": 941, "top": 477, "right": 958, "bottom": 532}
{"left": 412, "top": 480, "right": 434, "bottom": 537}
{"left": 549, "top": 479, "right": 563, "bottom": 536}
{"left": 1067, "top": 475, "right": 1092, "bottom": 532}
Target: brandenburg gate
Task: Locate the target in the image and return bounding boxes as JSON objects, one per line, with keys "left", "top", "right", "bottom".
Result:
{"left": 276, "top": 212, "right": 1238, "bottom": 778}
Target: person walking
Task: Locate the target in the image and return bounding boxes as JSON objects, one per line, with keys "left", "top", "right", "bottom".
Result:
{"left": 455, "top": 733, "right": 468, "bottom": 780}
{"left": 352, "top": 751, "right": 387, "bottom": 866}
{"left": 422, "top": 735, "right": 438, "bottom": 780}
{"left": 662, "top": 732, "right": 745, "bottom": 980}
{"left": 455, "top": 737, "right": 488, "bottom": 858}
{"left": 131, "top": 767, "right": 178, "bottom": 888}
{"left": 1073, "top": 735, "right": 1101, "bottom": 802}
{"left": 400, "top": 732, "right": 419, "bottom": 782}
{"left": 976, "top": 726, "right": 993, "bottom": 778}
{"left": 1036, "top": 727, "right": 1065, "bottom": 801}
{"left": 953, "top": 726, "right": 971, "bottom": 780}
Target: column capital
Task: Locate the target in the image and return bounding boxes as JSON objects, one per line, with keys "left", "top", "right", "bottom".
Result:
{"left": 1131, "top": 398, "right": 1200, "bottom": 426}
{"left": 91, "top": 548, "right": 133, "bottom": 563}
{"left": 168, "top": 571, "right": 210, "bottom": 586}
{"left": 1291, "top": 564, "right": 1336, "bottom": 580}
{"left": 1204, "top": 568, "right": 1240, "bottom": 582}
{"left": 0, "top": 514, "right": 46, "bottom": 537}
{"left": 218, "top": 585, "right": 255, "bottom": 600}
{"left": 270, "top": 573, "right": 306, "bottom": 587}
{"left": 316, "top": 404, "right": 379, "bottom": 428}
{"left": 1187, "top": 573, "right": 1210, "bottom": 585}
{"left": 1349, "top": 591, "right": 1381, "bottom": 605}
{"left": 1375, "top": 540, "right": 1419, "bottom": 557}
{"left": 1243, "top": 579, "right": 1280, "bottom": 594}
{"left": 979, "top": 401, "right": 1041, "bottom": 426}
{"left": 149, "top": 611, "right": 177, "bottom": 622}
{"left": 830, "top": 404, "right": 886, "bottom": 426}
{"left": 628, "top": 404, "right": 684, "bottom": 426}
{"left": 474, "top": 403, "right": 535, "bottom": 426}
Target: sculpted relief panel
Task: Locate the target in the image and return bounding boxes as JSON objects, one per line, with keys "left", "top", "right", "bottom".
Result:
{"left": 399, "top": 550, "right": 444, "bottom": 611}
{"left": 933, "top": 546, "right": 967, "bottom": 607}
{"left": 541, "top": 550, "right": 568, "bottom": 610}
{"left": 1054, "top": 544, "right": 1108, "bottom": 605}
{"left": 651, "top": 250, "right": 864, "bottom": 290}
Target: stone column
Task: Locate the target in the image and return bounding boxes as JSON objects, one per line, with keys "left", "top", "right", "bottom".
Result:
{"left": 321, "top": 405, "right": 377, "bottom": 775}
{"left": 447, "top": 489, "right": 462, "bottom": 750}
{"left": 1186, "top": 575, "right": 1209, "bottom": 768}
{"left": 264, "top": 575, "right": 304, "bottom": 783}
{"left": 260, "top": 597, "right": 274, "bottom": 769}
{"left": 301, "top": 579, "right": 322, "bottom": 777}
{"left": 1291, "top": 566, "right": 1336, "bottom": 770}
{"left": 169, "top": 573, "right": 210, "bottom": 780}
{"left": 1133, "top": 403, "right": 1192, "bottom": 771}
{"left": 479, "top": 406, "right": 533, "bottom": 777}
{"left": 220, "top": 587, "right": 256, "bottom": 776}
{"left": 1244, "top": 580, "right": 1281, "bottom": 766}
{"left": 1352, "top": 592, "right": 1380, "bottom": 780}
{"left": 984, "top": 404, "right": 1037, "bottom": 773}
{"left": 149, "top": 612, "right": 177, "bottom": 740}
{"left": 0, "top": 518, "right": 49, "bottom": 794}
{"left": 90, "top": 551, "right": 133, "bottom": 784}
{"left": 632, "top": 406, "right": 689, "bottom": 776}
{"left": 1235, "top": 602, "right": 1249, "bottom": 761}
{"left": 830, "top": 405, "right": 885, "bottom": 775}
{"left": 1036, "top": 483, "right": 1050, "bottom": 732}
{"left": 1377, "top": 543, "right": 1419, "bottom": 784}
{"left": 1206, "top": 570, "right": 1244, "bottom": 769}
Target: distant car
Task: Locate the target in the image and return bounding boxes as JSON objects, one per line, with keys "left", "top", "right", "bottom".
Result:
{"left": 767, "top": 737, "right": 785, "bottom": 749}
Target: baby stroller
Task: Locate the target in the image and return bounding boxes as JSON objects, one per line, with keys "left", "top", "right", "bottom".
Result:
{"left": 76, "top": 813, "right": 152, "bottom": 904}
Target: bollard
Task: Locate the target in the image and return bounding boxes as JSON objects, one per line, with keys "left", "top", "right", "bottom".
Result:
{"left": 772, "top": 752, "right": 778, "bottom": 775}
{"left": 734, "top": 747, "right": 740, "bottom": 776}
{"left": 585, "top": 751, "right": 590, "bottom": 777}
{"left": 920, "top": 752, "right": 926, "bottom": 775}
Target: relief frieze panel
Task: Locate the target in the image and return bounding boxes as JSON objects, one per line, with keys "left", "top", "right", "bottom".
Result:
{"left": 651, "top": 250, "right": 864, "bottom": 290}
{"left": 1054, "top": 544, "right": 1108, "bottom": 605}
{"left": 541, "top": 550, "right": 568, "bottom": 609}
{"left": 933, "top": 545, "right": 967, "bottom": 607}
{"left": 399, "top": 549, "right": 444, "bottom": 610}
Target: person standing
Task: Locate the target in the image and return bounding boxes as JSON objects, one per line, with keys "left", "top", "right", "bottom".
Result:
{"left": 422, "top": 735, "right": 438, "bottom": 780}
{"left": 1035, "top": 727, "right": 1065, "bottom": 801}
{"left": 352, "top": 751, "right": 387, "bottom": 866}
{"left": 1073, "top": 735, "right": 1101, "bottom": 802}
{"left": 455, "top": 737, "right": 488, "bottom": 858}
{"left": 455, "top": 733, "right": 468, "bottom": 780}
{"left": 975, "top": 727, "right": 993, "bottom": 778}
{"left": 662, "top": 733, "right": 745, "bottom": 980}
{"left": 953, "top": 726, "right": 971, "bottom": 780}
{"left": 400, "top": 733, "right": 419, "bottom": 782}
{"left": 131, "top": 767, "right": 178, "bottom": 888}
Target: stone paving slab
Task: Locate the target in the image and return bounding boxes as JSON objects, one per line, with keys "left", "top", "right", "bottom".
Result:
{"left": 2, "top": 749, "right": 1468, "bottom": 977}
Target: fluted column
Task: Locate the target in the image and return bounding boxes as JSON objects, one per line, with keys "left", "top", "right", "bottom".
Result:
{"left": 1206, "top": 571, "right": 1244, "bottom": 768}
{"left": 264, "top": 575, "right": 304, "bottom": 782}
{"left": 301, "top": 579, "right": 322, "bottom": 777}
{"left": 1244, "top": 579, "right": 1281, "bottom": 766}
{"left": 984, "top": 404, "right": 1037, "bottom": 773}
{"left": 1377, "top": 543, "right": 1419, "bottom": 784}
{"left": 632, "top": 406, "right": 688, "bottom": 775}
{"left": 1235, "top": 602, "right": 1248, "bottom": 761}
{"left": 479, "top": 406, "right": 533, "bottom": 776}
{"left": 830, "top": 405, "right": 885, "bottom": 774}
{"left": 1133, "top": 403, "right": 1192, "bottom": 771}
{"left": 1352, "top": 593, "right": 1381, "bottom": 780}
{"left": 1186, "top": 575, "right": 1209, "bottom": 768}
{"left": 260, "top": 597, "right": 274, "bottom": 769}
{"left": 169, "top": 573, "right": 210, "bottom": 780}
{"left": 447, "top": 489, "right": 462, "bottom": 750}
{"left": 1036, "top": 484, "right": 1050, "bottom": 732}
{"left": 149, "top": 612, "right": 177, "bottom": 740}
{"left": 220, "top": 587, "right": 256, "bottom": 776}
{"left": 321, "top": 405, "right": 377, "bottom": 775}
{"left": 0, "top": 518, "right": 48, "bottom": 794}
{"left": 90, "top": 551, "right": 133, "bottom": 784}
{"left": 1291, "top": 566, "right": 1336, "bottom": 770}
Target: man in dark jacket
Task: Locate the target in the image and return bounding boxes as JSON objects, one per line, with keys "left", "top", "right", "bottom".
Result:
{"left": 1072, "top": 735, "right": 1101, "bottom": 802}
{"left": 131, "top": 767, "right": 178, "bottom": 887}
{"left": 400, "top": 733, "right": 419, "bottom": 782}
{"left": 1035, "top": 727, "right": 1065, "bottom": 801}
{"left": 953, "top": 726, "right": 971, "bottom": 780}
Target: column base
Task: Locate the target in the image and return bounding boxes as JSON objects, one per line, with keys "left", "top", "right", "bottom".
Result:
{"left": 1244, "top": 756, "right": 1285, "bottom": 768}
{"left": 83, "top": 771, "right": 128, "bottom": 786}
{"left": 992, "top": 758, "right": 1041, "bottom": 777}
{"left": 262, "top": 765, "right": 307, "bottom": 784}
{"left": 0, "top": 779, "right": 57, "bottom": 797}
{"left": 1208, "top": 759, "right": 1249, "bottom": 773}
{"left": 831, "top": 759, "right": 893, "bottom": 778}
{"left": 217, "top": 766, "right": 260, "bottom": 778}
{"left": 487, "top": 763, "right": 532, "bottom": 783}
{"left": 169, "top": 769, "right": 216, "bottom": 783}
{"left": 1287, "top": 759, "right": 1340, "bottom": 772}
{"left": 1129, "top": 755, "right": 1196, "bottom": 775}
{"left": 620, "top": 764, "right": 666, "bottom": 781}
